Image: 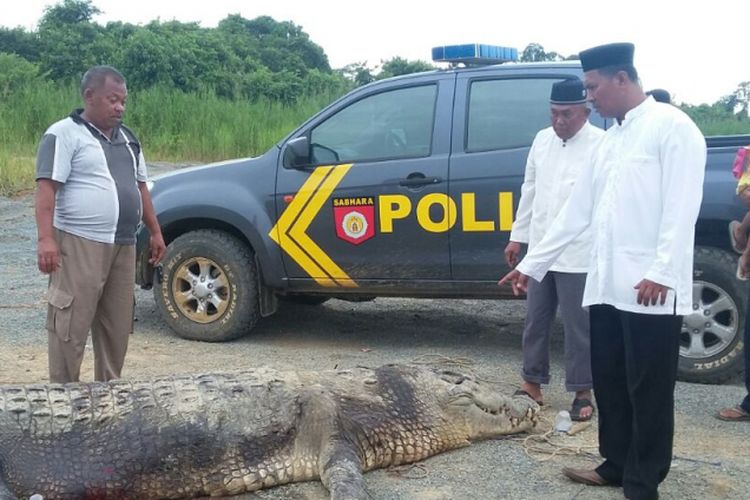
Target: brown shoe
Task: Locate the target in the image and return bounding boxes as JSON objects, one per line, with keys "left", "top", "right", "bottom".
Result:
{"left": 716, "top": 406, "right": 750, "bottom": 421}
{"left": 562, "top": 467, "right": 610, "bottom": 486}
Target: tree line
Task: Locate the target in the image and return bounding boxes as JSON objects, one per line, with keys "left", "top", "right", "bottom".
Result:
{"left": 0, "top": 0, "right": 446, "bottom": 103}
{"left": 514, "top": 43, "right": 750, "bottom": 129}
{"left": 0, "top": 0, "right": 350, "bottom": 103}
{"left": 0, "top": 0, "right": 747, "bottom": 132}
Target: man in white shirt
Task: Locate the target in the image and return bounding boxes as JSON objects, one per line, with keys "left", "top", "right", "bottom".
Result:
{"left": 35, "top": 66, "right": 166, "bottom": 383}
{"left": 499, "top": 43, "right": 706, "bottom": 500}
{"left": 505, "top": 79, "right": 603, "bottom": 421}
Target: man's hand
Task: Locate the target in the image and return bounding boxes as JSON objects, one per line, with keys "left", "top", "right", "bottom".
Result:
{"left": 35, "top": 178, "right": 60, "bottom": 274}
{"left": 498, "top": 269, "right": 529, "bottom": 296}
{"left": 504, "top": 241, "right": 522, "bottom": 268}
{"left": 634, "top": 279, "right": 669, "bottom": 306}
{"left": 149, "top": 233, "right": 167, "bottom": 265}
{"left": 37, "top": 235, "right": 60, "bottom": 274}
{"left": 137, "top": 182, "right": 166, "bottom": 265}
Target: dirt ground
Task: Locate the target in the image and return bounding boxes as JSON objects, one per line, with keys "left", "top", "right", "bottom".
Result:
{"left": 1, "top": 169, "right": 749, "bottom": 499}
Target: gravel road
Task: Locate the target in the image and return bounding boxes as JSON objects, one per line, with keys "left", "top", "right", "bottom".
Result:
{"left": 0, "top": 164, "right": 748, "bottom": 499}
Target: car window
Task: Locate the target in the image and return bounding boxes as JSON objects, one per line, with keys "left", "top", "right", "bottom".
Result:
{"left": 467, "top": 78, "right": 564, "bottom": 152}
{"left": 310, "top": 84, "right": 437, "bottom": 164}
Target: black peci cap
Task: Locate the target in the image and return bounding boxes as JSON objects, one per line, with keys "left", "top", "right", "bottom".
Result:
{"left": 579, "top": 42, "right": 634, "bottom": 72}
{"left": 646, "top": 88, "right": 671, "bottom": 104}
{"left": 550, "top": 79, "right": 587, "bottom": 104}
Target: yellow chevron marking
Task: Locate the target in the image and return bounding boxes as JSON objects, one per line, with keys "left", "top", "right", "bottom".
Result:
{"left": 288, "top": 164, "right": 357, "bottom": 287}
{"left": 269, "top": 164, "right": 356, "bottom": 287}
{"left": 269, "top": 167, "right": 334, "bottom": 286}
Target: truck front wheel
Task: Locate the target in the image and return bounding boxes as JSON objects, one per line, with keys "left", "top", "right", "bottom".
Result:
{"left": 678, "top": 247, "right": 746, "bottom": 384}
{"left": 154, "top": 229, "right": 259, "bottom": 342}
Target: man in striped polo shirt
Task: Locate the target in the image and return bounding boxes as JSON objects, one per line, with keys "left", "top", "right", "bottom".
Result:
{"left": 35, "top": 65, "right": 166, "bottom": 383}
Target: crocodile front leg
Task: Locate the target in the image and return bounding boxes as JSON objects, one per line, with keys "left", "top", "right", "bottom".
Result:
{"left": 319, "top": 441, "right": 371, "bottom": 500}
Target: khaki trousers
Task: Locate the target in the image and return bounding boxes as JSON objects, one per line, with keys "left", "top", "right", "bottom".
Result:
{"left": 46, "top": 229, "right": 135, "bottom": 383}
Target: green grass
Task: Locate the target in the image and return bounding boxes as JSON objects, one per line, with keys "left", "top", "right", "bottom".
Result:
{"left": 0, "top": 81, "right": 73, "bottom": 195}
{"left": 0, "top": 82, "right": 343, "bottom": 196}
{"left": 126, "top": 86, "right": 339, "bottom": 161}
{"left": 0, "top": 148, "right": 36, "bottom": 196}
{"left": 696, "top": 118, "right": 750, "bottom": 137}
{"left": 1, "top": 81, "right": 749, "bottom": 196}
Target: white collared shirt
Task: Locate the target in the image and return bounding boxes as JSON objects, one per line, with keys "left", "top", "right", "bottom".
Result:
{"left": 36, "top": 112, "right": 148, "bottom": 245}
{"left": 517, "top": 97, "right": 707, "bottom": 315}
{"left": 510, "top": 121, "right": 604, "bottom": 272}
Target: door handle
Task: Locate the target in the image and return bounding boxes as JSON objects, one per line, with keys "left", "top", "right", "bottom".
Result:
{"left": 399, "top": 176, "right": 442, "bottom": 187}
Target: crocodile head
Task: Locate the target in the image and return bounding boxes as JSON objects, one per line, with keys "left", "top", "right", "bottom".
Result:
{"left": 417, "top": 366, "right": 540, "bottom": 440}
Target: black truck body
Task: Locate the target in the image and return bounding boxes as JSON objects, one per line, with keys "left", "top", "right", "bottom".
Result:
{"left": 136, "top": 61, "right": 750, "bottom": 384}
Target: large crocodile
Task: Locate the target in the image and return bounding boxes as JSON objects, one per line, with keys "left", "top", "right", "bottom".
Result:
{"left": 0, "top": 363, "right": 539, "bottom": 499}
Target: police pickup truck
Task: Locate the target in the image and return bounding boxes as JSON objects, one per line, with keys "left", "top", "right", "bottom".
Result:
{"left": 136, "top": 44, "right": 750, "bottom": 384}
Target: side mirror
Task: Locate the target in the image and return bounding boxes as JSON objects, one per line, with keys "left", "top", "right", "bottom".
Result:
{"left": 283, "top": 136, "right": 311, "bottom": 169}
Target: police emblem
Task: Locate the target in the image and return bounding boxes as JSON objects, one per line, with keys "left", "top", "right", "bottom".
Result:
{"left": 342, "top": 211, "right": 368, "bottom": 238}
{"left": 333, "top": 197, "right": 375, "bottom": 245}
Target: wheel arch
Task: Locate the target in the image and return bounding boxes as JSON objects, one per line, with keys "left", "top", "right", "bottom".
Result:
{"left": 695, "top": 218, "right": 735, "bottom": 253}
{"left": 140, "top": 205, "right": 286, "bottom": 290}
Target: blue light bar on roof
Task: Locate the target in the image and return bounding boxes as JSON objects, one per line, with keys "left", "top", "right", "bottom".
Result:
{"left": 432, "top": 44, "right": 518, "bottom": 65}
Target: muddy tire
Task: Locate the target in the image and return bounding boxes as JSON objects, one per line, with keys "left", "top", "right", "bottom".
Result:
{"left": 679, "top": 247, "right": 746, "bottom": 384}
{"left": 154, "top": 230, "right": 259, "bottom": 342}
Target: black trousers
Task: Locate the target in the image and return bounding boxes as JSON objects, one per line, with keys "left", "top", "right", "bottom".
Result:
{"left": 589, "top": 305, "right": 681, "bottom": 500}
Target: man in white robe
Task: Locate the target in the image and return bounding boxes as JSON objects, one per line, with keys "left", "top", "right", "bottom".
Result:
{"left": 505, "top": 79, "right": 603, "bottom": 421}
{"left": 499, "top": 43, "right": 706, "bottom": 500}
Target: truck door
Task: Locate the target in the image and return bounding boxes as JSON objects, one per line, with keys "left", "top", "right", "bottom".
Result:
{"left": 447, "top": 73, "right": 584, "bottom": 282}
{"left": 274, "top": 76, "right": 455, "bottom": 288}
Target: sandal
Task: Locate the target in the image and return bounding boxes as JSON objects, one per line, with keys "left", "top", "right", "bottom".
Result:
{"left": 716, "top": 406, "right": 750, "bottom": 422}
{"left": 728, "top": 220, "right": 745, "bottom": 254}
{"left": 570, "top": 397, "right": 595, "bottom": 422}
{"left": 513, "top": 389, "right": 543, "bottom": 406}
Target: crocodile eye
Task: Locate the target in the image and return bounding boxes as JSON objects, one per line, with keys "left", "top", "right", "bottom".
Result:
{"left": 440, "top": 371, "right": 467, "bottom": 385}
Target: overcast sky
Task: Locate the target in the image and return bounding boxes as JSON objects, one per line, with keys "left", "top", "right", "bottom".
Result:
{"left": 3, "top": 0, "right": 748, "bottom": 105}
